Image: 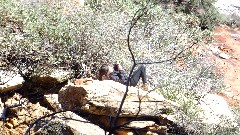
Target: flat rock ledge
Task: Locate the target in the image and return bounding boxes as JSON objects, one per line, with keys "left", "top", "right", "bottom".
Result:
{"left": 59, "top": 80, "right": 173, "bottom": 116}
{"left": 59, "top": 80, "right": 187, "bottom": 134}
{"left": 0, "top": 73, "right": 24, "bottom": 93}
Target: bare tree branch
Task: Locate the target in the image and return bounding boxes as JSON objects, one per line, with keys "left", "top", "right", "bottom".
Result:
{"left": 138, "top": 42, "right": 197, "bottom": 65}
{"left": 108, "top": 4, "right": 150, "bottom": 134}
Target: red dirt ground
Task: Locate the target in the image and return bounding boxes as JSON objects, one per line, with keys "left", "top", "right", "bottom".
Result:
{"left": 211, "top": 25, "right": 240, "bottom": 106}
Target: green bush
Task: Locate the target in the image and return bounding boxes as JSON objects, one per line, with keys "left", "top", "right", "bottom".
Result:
{"left": 221, "top": 13, "right": 240, "bottom": 28}
{"left": 0, "top": 0, "right": 111, "bottom": 79}
{"left": 174, "top": 0, "right": 222, "bottom": 30}
{"left": 0, "top": 0, "right": 210, "bottom": 78}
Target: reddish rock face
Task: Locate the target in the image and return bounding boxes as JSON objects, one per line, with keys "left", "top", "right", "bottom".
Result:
{"left": 74, "top": 78, "right": 93, "bottom": 85}
{"left": 74, "top": 79, "right": 85, "bottom": 85}
{"left": 211, "top": 25, "right": 240, "bottom": 106}
{"left": 0, "top": 93, "right": 53, "bottom": 134}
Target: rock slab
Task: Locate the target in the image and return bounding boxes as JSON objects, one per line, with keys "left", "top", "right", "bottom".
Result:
{"left": 59, "top": 80, "right": 171, "bottom": 117}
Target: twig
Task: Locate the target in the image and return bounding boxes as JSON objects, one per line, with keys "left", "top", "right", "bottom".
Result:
{"left": 138, "top": 42, "right": 197, "bottom": 65}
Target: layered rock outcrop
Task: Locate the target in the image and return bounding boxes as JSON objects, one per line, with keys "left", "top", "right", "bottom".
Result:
{"left": 58, "top": 80, "right": 185, "bottom": 134}
{"left": 1, "top": 73, "right": 238, "bottom": 134}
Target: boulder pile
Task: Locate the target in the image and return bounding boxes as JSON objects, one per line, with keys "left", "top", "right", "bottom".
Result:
{"left": 0, "top": 70, "right": 237, "bottom": 134}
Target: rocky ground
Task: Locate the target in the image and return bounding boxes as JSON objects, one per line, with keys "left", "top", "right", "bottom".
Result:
{"left": 210, "top": 25, "right": 240, "bottom": 106}
{"left": 0, "top": 78, "right": 189, "bottom": 135}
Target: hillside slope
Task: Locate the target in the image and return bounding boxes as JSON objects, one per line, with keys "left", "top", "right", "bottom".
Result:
{"left": 211, "top": 25, "right": 240, "bottom": 106}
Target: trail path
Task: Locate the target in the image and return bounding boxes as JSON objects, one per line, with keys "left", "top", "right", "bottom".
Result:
{"left": 211, "top": 25, "right": 240, "bottom": 106}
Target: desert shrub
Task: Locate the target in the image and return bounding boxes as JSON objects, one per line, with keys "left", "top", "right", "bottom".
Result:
{"left": 36, "top": 121, "right": 74, "bottom": 135}
{"left": 0, "top": 0, "right": 209, "bottom": 78}
{"left": 221, "top": 13, "right": 240, "bottom": 28}
{"left": 0, "top": 0, "right": 112, "bottom": 79}
{"left": 174, "top": 0, "right": 222, "bottom": 30}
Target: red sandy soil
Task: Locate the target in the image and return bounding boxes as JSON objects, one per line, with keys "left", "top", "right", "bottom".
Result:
{"left": 211, "top": 25, "right": 240, "bottom": 106}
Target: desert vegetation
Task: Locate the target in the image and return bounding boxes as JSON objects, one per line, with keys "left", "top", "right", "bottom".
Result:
{"left": 0, "top": 0, "right": 240, "bottom": 134}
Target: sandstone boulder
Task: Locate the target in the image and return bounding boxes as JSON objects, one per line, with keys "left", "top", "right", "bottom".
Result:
{"left": 4, "top": 93, "right": 52, "bottom": 125}
{"left": 21, "top": 69, "right": 70, "bottom": 95}
{"left": 199, "top": 94, "right": 237, "bottom": 127}
{"left": 0, "top": 71, "right": 24, "bottom": 93}
{"left": 59, "top": 80, "right": 172, "bottom": 116}
{"left": 35, "top": 111, "right": 105, "bottom": 135}
{"left": 59, "top": 80, "right": 185, "bottom": 134}
{"left": 43, "top": 94, "right": 62, "bottom": 112}
{"left": 0, "top": 93, "right": 53, "bottom": 134}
